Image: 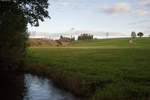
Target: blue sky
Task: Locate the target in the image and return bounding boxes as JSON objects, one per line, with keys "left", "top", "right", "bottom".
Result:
{"left": 28, "top": 0, "right": 150, "bottom": 36}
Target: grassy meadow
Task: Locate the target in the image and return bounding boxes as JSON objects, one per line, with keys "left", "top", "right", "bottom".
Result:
{"left": 26, "top": 37, "right": 150, "bottom": 100}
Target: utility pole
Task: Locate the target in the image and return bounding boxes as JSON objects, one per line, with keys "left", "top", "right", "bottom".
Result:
{"left": 106, "top": 32, "right": 109, "bottom": 38}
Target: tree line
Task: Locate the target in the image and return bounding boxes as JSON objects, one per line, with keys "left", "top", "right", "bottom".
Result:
{"left": 78, "top": 34, "right": 93, "bottom": 40}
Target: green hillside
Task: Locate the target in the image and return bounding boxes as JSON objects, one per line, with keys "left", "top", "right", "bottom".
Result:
{"left": 26, "top": 37, "right": 150, "bottom": 100}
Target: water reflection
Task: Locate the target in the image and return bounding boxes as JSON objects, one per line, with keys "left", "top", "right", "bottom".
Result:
{"left": 23, "top": 74, "right": 79, "bottom": 100}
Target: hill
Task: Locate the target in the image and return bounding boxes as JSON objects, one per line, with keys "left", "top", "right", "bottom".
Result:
{"left": 27, "top": 39, "right": 71, "bottom": 47}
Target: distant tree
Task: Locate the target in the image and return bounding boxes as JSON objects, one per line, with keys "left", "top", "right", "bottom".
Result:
{"left": 78, "top": 34, "right": 93, "bottom": 40}
{"left": 0, "top": 0, "right": 50, "bottom": 71}
{"left": 59, "top": 35, "right": 75, "bottom": 42}
{"left": 137, "top": 32, "right": 144, "bottom": 38}
{"left": 131, "top": 31, "right": 136, "bottom": 40}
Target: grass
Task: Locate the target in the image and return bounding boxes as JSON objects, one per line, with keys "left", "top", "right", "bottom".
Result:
{"left": 26, "top": 37, "right": 150, "bottom": 100}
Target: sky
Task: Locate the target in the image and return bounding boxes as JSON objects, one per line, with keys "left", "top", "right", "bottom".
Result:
{"left": 28, "top": 0, "right": 150, "bottom": 37}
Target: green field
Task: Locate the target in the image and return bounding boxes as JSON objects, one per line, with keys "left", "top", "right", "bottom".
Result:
{"left": 26, "top": 38, "right": 150, "bottom": 100}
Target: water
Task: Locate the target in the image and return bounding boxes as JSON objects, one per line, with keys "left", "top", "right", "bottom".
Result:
{"left": 0, "top": 73, "right": 79, "bottom": 100}
{"left": 23, "top": 74, "right": 79, "bottom": 100}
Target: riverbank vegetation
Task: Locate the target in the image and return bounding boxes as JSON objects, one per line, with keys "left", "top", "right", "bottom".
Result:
{"left": 26, "top": 37, "right": 150, "bottom": 100}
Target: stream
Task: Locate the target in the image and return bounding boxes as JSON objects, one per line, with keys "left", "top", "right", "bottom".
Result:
{"left": 23, "top": 74, "right": 79, "bottom": 100}
{"left": 0, "top": 73, "right": 79, "bottom": 100}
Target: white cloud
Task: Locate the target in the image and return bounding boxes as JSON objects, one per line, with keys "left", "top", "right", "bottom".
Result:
{"left": 103, "top": 2, "right": 132, "bottom": 15}
{"left": 61, "top": 2, "right": 70, "bottom": 6}
{"left": 129, "top": 19, "right": 150, "bottom": 25}
{"left": 137, "top": 9, "right": 149, "bottom": 15}
{"left": 137, "top": 0, "right": 150, "bottom": 6}
{"left": 52, "top": 0, "right": 70, "bottom": 6}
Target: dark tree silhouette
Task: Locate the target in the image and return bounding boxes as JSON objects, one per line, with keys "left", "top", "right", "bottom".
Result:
{"left": 137, "top": 32, "right": 144, "bottom": 38}
{"left": 0, "top": 0, "right": 50, "bottom": 71}
{"left": 78, "top": 34, "right": 93, "bottom": 40}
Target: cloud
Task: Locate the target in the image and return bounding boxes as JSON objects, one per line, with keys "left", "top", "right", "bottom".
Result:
{"left": 102, "top": 2, "right": 132, "bottom": 15}
{"left": 137, "top": 9, "right": 149, "bottom": 15}
{"left": 129, "top": 19, "right": 150, "bottom": 25}
{"left": 52, "top": 0, "right": 70, "bottom": 6}
{"left": 137, "top": 0, "right": 150, "bottom": 6}
{"left": 142, "top": 26, "right": 150, "bottom": 29}
{"left": 61, "top": 2, "right": 70, "bottom": 6}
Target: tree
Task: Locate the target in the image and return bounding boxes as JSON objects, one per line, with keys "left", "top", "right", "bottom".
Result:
{"left": 78, "top": 34, "right": 93, "bottom": 40}
{"left": 131, "top": 31, "right": 136, "bottom": 40}
{"left": 137, "top": 32, "right": 144, "bottom": 38}
{"left": 0, "top": 0, "right": 50, "bottom": 26}
{"left": 0, "top": 0, "right": 50, "bottom": 71}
